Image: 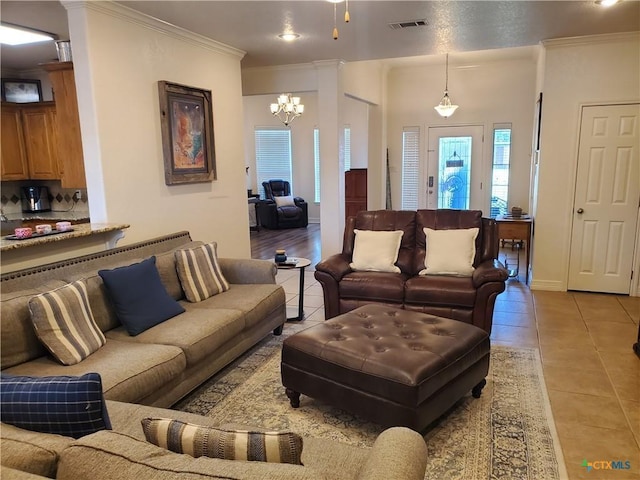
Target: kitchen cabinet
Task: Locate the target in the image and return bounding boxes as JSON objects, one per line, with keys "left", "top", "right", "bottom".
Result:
{"left": 345, "top": 168, "right": 367, "bottom": 220}
{"left": 1, "top": 104, "right": 29, "bottom": 180}
{"left": 1, "top": 102, "right": 58, "bottom": 180}
{"left": 42, "top": 62, "right": 87, "bottom": 188}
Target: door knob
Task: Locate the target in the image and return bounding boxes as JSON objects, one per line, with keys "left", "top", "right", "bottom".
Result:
{"left": 576, "top": 208, "right": 584, "bottom": 214}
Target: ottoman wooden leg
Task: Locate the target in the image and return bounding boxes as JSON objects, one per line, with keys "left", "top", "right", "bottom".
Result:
{"left": 472, "top": 379, "right": 487, "bottom": 398}
{"left": 273, "top": 324, "right": 284, "bottom": 336}
{"left": 285, "top": 388, "right": 301, "bottom": 408}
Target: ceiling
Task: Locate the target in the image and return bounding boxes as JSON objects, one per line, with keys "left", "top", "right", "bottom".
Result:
{"left": 1, "top": 1, "right": 639, "bottom": 71}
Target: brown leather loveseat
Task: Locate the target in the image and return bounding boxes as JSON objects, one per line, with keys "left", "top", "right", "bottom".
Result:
{"left": 314, "top": 209, "right": 508, "bottom": 334}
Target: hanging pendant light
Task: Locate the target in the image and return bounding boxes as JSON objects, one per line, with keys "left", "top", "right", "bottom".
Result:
{"left": 434, "top": 53, "right": 459, "bottom": 118}
{"left": 270, "top": 93, "right": 304, "bottom": 126}
{"left": 327, "top": 0, "right": 350, "bottom": 40}
{"left": 332, "top": 3, "right": 339, "bottom": 39}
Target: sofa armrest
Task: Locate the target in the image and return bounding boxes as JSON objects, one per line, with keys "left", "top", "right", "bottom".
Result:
{"left": 315, "top": 254, "right": 352, "bottom": 282}
{"left": 472, "top": 259, "right": 508, "bottom": 288}
{"left": 356, "top": 427, "right": 427, "bottom": 480}
{"left": 218, "top": 258, "right": 277, "bottom": 284}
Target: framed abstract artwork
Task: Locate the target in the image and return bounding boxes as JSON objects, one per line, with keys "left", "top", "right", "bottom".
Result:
{"left": 158, "top": 81, "right": 216, "bottom": 185}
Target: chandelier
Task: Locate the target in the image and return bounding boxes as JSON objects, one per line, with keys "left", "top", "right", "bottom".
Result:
{"left": 434, "top": 53, "right": 459, "bottom": 118}
{"left": 270, "top": 93, "right": 304, "bottom": 126}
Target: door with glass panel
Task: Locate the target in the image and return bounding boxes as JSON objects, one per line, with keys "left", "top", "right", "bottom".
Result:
{"left": 425, "top": 126, "right": 484, "bottom": 210}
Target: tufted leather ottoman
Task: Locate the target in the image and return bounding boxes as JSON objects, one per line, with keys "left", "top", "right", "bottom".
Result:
{"left": 281, "top": 304, "right": 490, "bottom": 432}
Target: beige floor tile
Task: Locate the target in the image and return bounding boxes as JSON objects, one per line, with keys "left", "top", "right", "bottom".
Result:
{"left": 548, "top": 390, "right": 629, "bottom": 430}
{"left": 588, "top": 323, "right": 640, "bottom": 352}
{"left": 543, "top": 364, "right": 615, "bottom": 397}
{"left": 532, "top": 290, "right": 579, "bottom": 308}
{"left": 575, "top": 293, "right": 633, "bottom": 323}
{"left": 538, "top": 325, "right": 595, "bottom": 347}
{"left": 620, "top": 399, "right": 640, "bottom": 446}
{"left": 555, "top": 422, "right": 640, "bottom": 480}
{"left": 492, "top": 310, "right": 536, "bottom": 328}
{"left": 493, "top": 300, "right": 534, "bottom": 314}
{"left": 301, "top": 293, "right": 325, "bottom": 309}
{"left": 599, "top": 351, "right": 640, "bottom": 402}
{"left": 540, "top": 345, "right": 603, "bottom": 371}
{"left": 618, "top": 297, "right": 640, "bottom": 323}
{"left": 499, "top": 284, "right": 533, "bottom": 303}
{"left": 490, "top": 324, "right": 538, "bottom": 348}
{"left": 536, "top": 313, "right": 588, "bottom": 332}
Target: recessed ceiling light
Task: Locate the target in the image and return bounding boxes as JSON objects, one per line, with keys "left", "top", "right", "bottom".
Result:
{"left": 0, "top": 23, "right": 55, "bottom": 46}
{"left": 278, "top": 33, "right": 300, "bottom": 41}
{"left": 595, "top": 0, "right": 622, "bottom": 6}
{"left": 326, "top": 0, "right": 344, "bottom": 3}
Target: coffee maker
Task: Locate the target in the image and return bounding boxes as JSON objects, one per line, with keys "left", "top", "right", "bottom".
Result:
{"left": 21, "top": 186, "right": 51, "bottom": 213}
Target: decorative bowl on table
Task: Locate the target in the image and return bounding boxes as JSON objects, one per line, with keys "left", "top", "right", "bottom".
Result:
{"left": 55, "top": 221, "right": 72, "bottom": 232}
{"left": 14, "top": 227, "right": 33, "bottom": 239}
{"left": 36, "top": 224, "right": 52, "bottom": 235}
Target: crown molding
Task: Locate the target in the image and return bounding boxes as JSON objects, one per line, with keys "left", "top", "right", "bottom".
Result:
{"left": 542, "top": 31, "right": 639, "bottom": 49}
{"left": 61, "top": 1, "right": 245, "bottom": 60}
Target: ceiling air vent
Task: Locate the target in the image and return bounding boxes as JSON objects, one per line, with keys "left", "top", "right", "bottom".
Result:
{"left": 388, "top": 19, "right": 428, "bottom": 30}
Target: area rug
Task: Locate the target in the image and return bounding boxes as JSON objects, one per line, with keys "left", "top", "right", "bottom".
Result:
{"left": 176, "top": 327, "right": 568, "bottom": 480}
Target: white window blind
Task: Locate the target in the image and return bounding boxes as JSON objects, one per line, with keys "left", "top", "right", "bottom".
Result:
{"left": 314, "top": 128, "right": 320, "bottom": 203}
{"left": 255, "top": 128, "right": 292, "bottom": 198}
{"left": 344, "top": 126, "right": 351, "bottom": 172}
{"left": 402, "top": 127, "right": 420, "bottom": 210}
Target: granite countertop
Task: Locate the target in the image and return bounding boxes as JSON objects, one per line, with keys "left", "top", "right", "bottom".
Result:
{"left": 0, "top": 223, "right": 130, "bottom": 252}
{"left": 3, "top": 211, "right": 90, "bottom": 222}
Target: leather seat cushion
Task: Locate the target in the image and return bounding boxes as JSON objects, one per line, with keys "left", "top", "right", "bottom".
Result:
{"left": 277, "top": 205, "right": 302, "bottom": 219}
{"left": 339, "top": 272, "right": 407, "bottom": 303}
{"left": 404, "top": 275, "right": 476, "bottom": 308}
{"left": 282, "top": 305, "right": 489, "bottom": 407}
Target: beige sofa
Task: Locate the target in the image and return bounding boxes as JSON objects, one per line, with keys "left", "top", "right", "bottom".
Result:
{"left": 1, "top": 400, "right": 427, "bottom": 479}
{"left": 0, "top": 231, "right": 428, "bottom": 479}
{"left": 0, "top": 231, "right": 286, "bottom": 407}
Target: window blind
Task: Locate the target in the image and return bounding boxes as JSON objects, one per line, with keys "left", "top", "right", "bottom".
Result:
{"left": 255, "top": 128, "right": 292, "bottom": 198}
{"left": 402, "top": 127, "right": 420, "bottom": 210}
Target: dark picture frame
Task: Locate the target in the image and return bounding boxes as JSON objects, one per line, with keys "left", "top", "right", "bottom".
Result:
{"left": 1, "top": 78, "right": 42, "bottom": 103}
{"left": 534, "top": 92, "right": 543, "bottom": 152}
{"left": 158, "top": 81, "right": 216, "bottom": 185}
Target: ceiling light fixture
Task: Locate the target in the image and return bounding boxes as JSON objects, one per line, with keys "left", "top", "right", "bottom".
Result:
{"left": 278, "top": 33, "right": 300, "bottom": 41}
{"left": 270, "top": 93, "right": 304, "bottom": 126}
{"left": 327, "top": 0, "right": 350, "bottom": 40}
{"left": 595, "top": 0, "right": 621, "bottom": 6}
{"left": 0, "top": 23, "right": 55, "bottom": 46}
{"left": 434, "top": 53, "right": 459, "bottom": 118}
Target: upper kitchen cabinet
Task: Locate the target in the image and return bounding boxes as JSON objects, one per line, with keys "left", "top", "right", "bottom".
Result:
{"left": 1, "top": 102, "right": 58, "bottom": 180}
{"left": 1, "top": 104, "right": 29, "bottom": 180}
{"left": 42, "top": 62, "right": 86, "bottom": 188}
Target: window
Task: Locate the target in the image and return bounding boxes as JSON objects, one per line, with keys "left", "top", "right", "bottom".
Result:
{"left": 255, "top": 128, "right": 292, "bottom": 198}
{"left": 344, "top": 126, "right": 351, "bottom": 172}
{"left": 314, "top": 128, "right": 320, "bottom": 202}
{"left": 401, "top": 127, "right": 420, "bottom": 210}
{"left": 490, "top": 127, "right": 511, "bottom": 217}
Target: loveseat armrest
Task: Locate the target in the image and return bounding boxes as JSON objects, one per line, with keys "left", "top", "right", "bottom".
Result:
{"left": 356, "top": 427, "right": 427, "bottom": 480}
{"left": 315, "top": 254, "right": 352, "bottom": 282}
{"left": 472, "top": 259, "right": 509, "bottom": 288}
{"left": 218, "top": 258, "right": 277, "bottom": 284}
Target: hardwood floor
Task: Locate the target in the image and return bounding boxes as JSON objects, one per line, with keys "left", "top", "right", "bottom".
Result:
{"left": 250, "top": 223, "right": 322, "bottom": 267}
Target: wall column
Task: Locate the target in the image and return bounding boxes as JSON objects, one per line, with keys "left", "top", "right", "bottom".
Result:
{"left": 314, "top": 60, "right": 345, "bottom": 256}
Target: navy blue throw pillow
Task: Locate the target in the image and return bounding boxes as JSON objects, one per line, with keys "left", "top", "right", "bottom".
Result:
{"left": 98, "top": 256, "right": 185, "bottom": 336}
{"left": 0, "top": 372, "right": 112, "bottom": 439}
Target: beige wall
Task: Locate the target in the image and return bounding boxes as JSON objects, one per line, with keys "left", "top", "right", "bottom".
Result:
{"left": 66, "top": 2, "right": 251, "bottom": 258}
{"left": 532, "top": 32, "right": 640, "bottom": 291}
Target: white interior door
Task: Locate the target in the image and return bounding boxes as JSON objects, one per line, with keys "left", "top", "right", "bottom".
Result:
{"left": 425, "top": 126, "right": 484, "bottom": 210}
{"left": 568, "top": 104, "right": 640, "bottom": 294}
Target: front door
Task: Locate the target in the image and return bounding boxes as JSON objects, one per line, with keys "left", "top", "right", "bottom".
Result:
{"left": 568, "top": 104, "right": 640, "bottom": 294}
{"left": 425, "top": 126, "right": 484, "bottom": 210}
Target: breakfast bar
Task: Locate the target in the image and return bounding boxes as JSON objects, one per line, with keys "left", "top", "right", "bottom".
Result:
{"left": 0, "top": 223, "right": 130, "bottom": 273}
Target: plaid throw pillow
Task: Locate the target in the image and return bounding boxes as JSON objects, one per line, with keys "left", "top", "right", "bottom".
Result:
{"left": 175, "top": 242, "right": 230, "bottom": 302}
{"left": 0, "top": 372, "right": 112, "bottom": 439}
{"left": 141, "top": 418, "right": 303, "bottom": 465}
{"left": 28, "top": 280, "right": 105, "bottom": 365}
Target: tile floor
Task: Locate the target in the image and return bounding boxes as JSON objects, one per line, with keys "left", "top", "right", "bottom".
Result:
{"left": 275, "top": 248, "right": 640, "bottom": 480}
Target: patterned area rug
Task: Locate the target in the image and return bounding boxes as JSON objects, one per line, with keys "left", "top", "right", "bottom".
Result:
{"left": 176, "top": 327, "right": 567, "bottom": 480}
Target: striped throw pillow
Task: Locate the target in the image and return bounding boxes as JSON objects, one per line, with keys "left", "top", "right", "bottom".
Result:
{"left": 141, "top": 418, "right": 303, "bottom": 465}
{"left": 175, "top": 242, "right": 230, "bottom": 303}
{"left": 28, "top": 280, "right": 106, "bottom": 366}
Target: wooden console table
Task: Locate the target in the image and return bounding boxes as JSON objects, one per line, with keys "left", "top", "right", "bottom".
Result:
{"left": 495, "top": 215, "right": 533, "bottom": 284}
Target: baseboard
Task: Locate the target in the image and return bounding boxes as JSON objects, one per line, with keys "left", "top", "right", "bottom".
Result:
{"left": 529, "top": 280, "right": 565, "bottom": 291}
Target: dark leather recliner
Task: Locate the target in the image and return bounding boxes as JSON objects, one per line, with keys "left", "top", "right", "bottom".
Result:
{"left": 314, "top": 209, "right": 508, "bottom": 334}
{"left": 256, "top": 179, "right": 308, "bottom": 229}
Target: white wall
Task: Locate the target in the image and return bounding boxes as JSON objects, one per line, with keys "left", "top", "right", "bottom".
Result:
{"left": 531, "top": 32, "right": 640, "bottom": 291}
{"left": 385, "top": 49, "right": 538, "bottom": 214}
{"left": 65, "top": 2, "right": 251, "bottom": 257}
